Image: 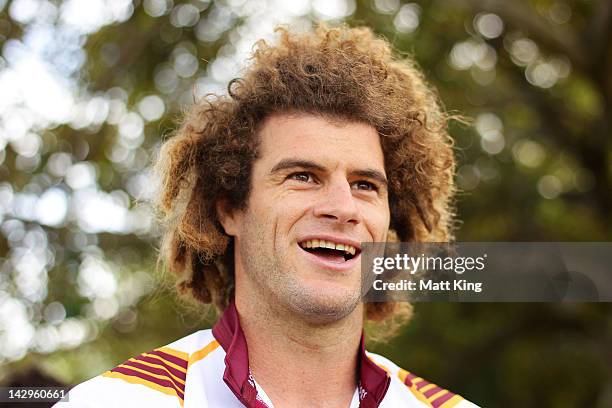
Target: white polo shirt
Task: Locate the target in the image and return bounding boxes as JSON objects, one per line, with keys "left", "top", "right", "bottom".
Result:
{"left": 56, "top": 303, "right": 479, "bottom": 408}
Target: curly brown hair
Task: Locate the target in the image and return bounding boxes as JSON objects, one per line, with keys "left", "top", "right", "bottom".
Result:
{"left": 154, "top": 24, "right": 455, "bottom": 325}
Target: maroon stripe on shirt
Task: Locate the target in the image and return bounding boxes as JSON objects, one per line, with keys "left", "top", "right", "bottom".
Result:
{"left": 122, "top": 360, "right": 185, "bottom": 392}
{"left": 423, "top": 385, "right": 443, "bottom": 398}
{"left": 431, "top": 391, "right": 455, "bottom": 408}
{"left": 404, "top": 372, "right": 417, "bottom": 386}
{"left": 415, "top": 379, "right": 431, "bottom": 390}
{"left": 149, "top": 350, "right": 188, "bottom": 369}
{"left": 111, "top": 366, "right": 185, "bottom": 400}
{"left": 133, "top": 354, "right": 187, "bottom": 380}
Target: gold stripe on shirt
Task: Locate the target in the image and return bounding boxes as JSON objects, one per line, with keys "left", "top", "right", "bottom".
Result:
{"left": 102, "top": 370, "right": 184, "bottom": 406}
{"left": 440, "top": 394, "right": 464, "bottom": 408}
{"left": 188, "top": 339, "right": 221, "bottom": 368}
{"left": 141, "top": 352, "right": 188, "bottom": 373}
{"left": 128, "top": 358, "right": 186, "bottom": 385}
{"left": 398, "top": 369, "right": 433, "bottom": 407}
{"left": 158, "top": 346, "right": 189, "bottom": 361}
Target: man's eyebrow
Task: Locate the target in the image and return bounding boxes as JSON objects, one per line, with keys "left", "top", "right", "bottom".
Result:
{"left": 352, "top": 169, "right": 388, "bottom": 187}
{"left": 270, "top": 158, "right": 388, "bottom": 186}
{"left": 270, "top": 159, "right": 326, "bottom": 174}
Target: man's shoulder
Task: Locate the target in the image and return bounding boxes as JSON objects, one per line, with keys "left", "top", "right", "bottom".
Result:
{"left": 366, "top": 351, "right": 480, "bottom": 408}
{"left": 55, "top": 329, "right": 222, "bottom": 407}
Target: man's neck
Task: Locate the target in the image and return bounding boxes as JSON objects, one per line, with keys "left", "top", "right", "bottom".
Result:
{"left": 235, "top": 294, "right": 363, "bottom": 408}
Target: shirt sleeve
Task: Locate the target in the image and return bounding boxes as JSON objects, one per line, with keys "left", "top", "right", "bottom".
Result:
{"left": 53, "top": 374, "right": 183, "bottom": 408}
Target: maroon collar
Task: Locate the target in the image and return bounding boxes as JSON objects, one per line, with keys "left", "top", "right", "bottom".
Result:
{"left": 212, "top": 302, "right": 390, "bottom": 408}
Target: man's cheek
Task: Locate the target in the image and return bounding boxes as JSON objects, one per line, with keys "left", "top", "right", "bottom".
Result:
{"left": 370, "top": 213, "right": 390, "bottom": 240}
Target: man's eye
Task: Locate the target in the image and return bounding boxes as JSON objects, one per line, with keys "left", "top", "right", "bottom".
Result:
{"left": 352, "top": 181, "right": 377, "bottom": 191}
{"left": 289, "top": 172, "right": 314, "bottom": 183}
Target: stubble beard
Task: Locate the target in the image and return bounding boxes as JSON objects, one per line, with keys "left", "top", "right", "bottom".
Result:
{"left": 239, "top": 219, "right": 361, "bottom": 325}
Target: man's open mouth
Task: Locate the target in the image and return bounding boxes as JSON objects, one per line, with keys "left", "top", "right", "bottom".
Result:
{"left": 298, "top": 239, "right": 361, "bottom": 262}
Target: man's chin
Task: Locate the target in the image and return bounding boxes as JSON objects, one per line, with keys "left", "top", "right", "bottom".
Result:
{"left": 284, "top": 286, "right": 362, "bottom": 324}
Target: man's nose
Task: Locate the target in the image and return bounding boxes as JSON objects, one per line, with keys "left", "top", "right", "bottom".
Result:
{"left": 313, "top": 177, "right": 360, "bottom": 225}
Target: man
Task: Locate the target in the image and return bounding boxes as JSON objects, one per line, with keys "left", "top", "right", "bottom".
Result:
{"left": 58, "top": 25, "right": 478, "bottom": 407}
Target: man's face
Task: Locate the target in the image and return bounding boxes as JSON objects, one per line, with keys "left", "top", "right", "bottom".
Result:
{"left": 225, "top": 112, "right": 390, "bottom": 323}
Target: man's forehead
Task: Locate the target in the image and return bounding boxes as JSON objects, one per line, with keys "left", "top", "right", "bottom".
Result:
{"left": 255, "top": 112, "right": 385, "bottom": 171}
{"left": 258, "top": 111, "right": 375, "bottom": 133}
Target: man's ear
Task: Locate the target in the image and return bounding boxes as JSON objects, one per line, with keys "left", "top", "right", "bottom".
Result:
{"left": 216, "top": 198, "right": 240, "bottom": 237}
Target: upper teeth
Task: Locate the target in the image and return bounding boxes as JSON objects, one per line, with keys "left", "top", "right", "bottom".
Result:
{"left": 300, "top": 239, "right": 357, "bottom": 255}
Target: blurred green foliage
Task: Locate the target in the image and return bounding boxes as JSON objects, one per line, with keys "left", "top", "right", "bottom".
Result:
{"left": 0, "top": 0, "right": 611, "bottom": 407}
